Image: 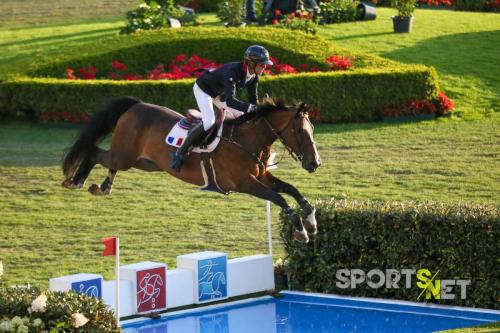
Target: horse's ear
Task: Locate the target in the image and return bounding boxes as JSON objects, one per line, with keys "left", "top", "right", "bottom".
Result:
{"left": 296, "top": 102, "right": 309, "bottom": 114}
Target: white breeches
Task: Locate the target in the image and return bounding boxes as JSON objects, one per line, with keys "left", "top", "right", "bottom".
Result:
{"left": 193, "top": 83, "right": 244, "bottom": 131}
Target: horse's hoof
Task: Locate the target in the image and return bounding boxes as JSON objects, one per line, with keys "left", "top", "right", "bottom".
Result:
{"left": 293, "top": 229, "right": 309, "bottom": 244}
{"left": 88, "top": 184, "right": 110, "bottom": 196}
{"left": 62, "top": 178, "right": 82, "bottom": 189}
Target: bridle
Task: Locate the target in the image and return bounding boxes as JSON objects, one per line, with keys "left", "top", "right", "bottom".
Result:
{"left": 221, "top": 108, "right": 314, "bottom": 168}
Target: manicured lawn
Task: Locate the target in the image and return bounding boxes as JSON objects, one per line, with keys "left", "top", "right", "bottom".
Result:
{"left": 0, "top": 6, "right": 498, "bottom": 288}
{"left": 317, "top": 8, "right": 500, "bottom": 120}
{"left": 0, "top": 0, "right": 137, "bottom": 28}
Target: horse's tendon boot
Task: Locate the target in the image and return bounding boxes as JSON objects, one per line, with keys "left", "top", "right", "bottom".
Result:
{"left": 294, "top": 229, "right": 310, "bottom": 244}
{"left": 304, "top": 208, "right": 318, "bottom": 236}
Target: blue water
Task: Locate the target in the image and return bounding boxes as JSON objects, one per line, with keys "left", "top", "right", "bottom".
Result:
{"left": 122, "top": 291, "right": 500, "bottom": 333}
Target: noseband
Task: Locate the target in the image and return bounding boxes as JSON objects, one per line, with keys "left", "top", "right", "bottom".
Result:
{"left": 262, "top": 112, "right": 315, "bottom": 163}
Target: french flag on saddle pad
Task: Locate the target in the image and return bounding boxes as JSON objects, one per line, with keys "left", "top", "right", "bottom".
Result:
{"left": 166, "top": 122, "right": 189, "bottom": 148}
{"left": 167, "top": 136, "right": 184, "bottom": 146}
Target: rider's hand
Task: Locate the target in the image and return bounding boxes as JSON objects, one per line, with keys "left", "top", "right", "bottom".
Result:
{"left": 248, "top": 104, "right": 258, "bottom": 113}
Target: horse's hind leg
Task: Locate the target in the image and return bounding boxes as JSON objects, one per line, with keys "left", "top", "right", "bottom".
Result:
{"left": 88, "top": 169, "right": 117, "bottom": 196}
{"left": 87, "top": 147, "right": 133, "bottom": 196}
{"left": 61, "top": 147, "right": 98, "bottom": 189}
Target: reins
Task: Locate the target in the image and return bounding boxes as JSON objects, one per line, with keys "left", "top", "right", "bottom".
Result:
{"left": 219, "top": 109, "right": 310, "bottom": 169}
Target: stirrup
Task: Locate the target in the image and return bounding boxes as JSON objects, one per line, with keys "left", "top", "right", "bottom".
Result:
{"left": 170, "top": 151, "right": 185, "bottom": 172}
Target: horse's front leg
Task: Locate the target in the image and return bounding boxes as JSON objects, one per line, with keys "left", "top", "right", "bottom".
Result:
{"left": 260, "top": 172, "right": 317, "bottom": 236}
{"left": 239, "top": 175, "right": 309, "bottom": 243}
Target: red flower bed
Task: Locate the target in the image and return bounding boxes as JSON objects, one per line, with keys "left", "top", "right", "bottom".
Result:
{"left": 326, "top": 55, "right": 354, "bottom": 71}
{"left": 65, "top": 54, "right": 354, "bottom": 81}
{"left": 382, "top": 92, "right": 455, "bottom": 118}
{"left": 486, "top": 0, "right": 500, "bottom": 10}
{"left": 417, "top": 0, "right": 455, "bottom": 6}
{"left": 39, "top": 110, "right": 89, "bottom": 124}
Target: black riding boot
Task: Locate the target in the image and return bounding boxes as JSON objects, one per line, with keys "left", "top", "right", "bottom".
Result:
{"left": 170, "top": 122, "right": 207, "bottom": 172}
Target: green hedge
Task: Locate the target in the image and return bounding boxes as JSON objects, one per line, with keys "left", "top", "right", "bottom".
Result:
{"left": 0, "top": 286, "right": 119, "bottom": 332}
{"left": 455, "top": 0, "right": 493, "bottom": 12}
{"left": 0, "top": 27, "right": 439, "bottom": 123}
{"left": 436, "top": 322, "right": 500, "bottom": 333}
{"left": 280, "top": 200, "right": 499, "bottom": 309}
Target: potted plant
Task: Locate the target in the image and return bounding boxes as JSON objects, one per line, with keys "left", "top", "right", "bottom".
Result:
{"left": 391, "top": 0, "right": 416, "bottom": 33}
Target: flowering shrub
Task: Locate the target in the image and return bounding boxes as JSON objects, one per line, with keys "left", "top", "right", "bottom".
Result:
{"left": 66, "top": 54, "right": 221, "bottom": 81}
{"left": 274, "top": 258, "right": 289, "bottom": 290}
{"left": 326, "top": 55, "right": 354, "bottom": 70}
{"left": 417, "top": 0, "right": 455, "bottom": 6}
{"left": 217, "top": 0, "right": 245, "bottom": 26}
{"left": 382, "top": 91, "right": 454, "bottom": 118}
{"left": 319, "top": 0, "right": 358, "bottom": 24}
{"left": 66, "top": 54, "right": 355, "bottom": 81}
{"left": 0, "top": 316, "right": 45, "bottom": 333}
{"left": 274, "top": 258, "right": 287, "bottom": 276}
{"left": 121, "top": 0, "right": 198, "bottom": 34}
{"left": 391, "top": 0, "right": 417, "bottom": 17}
{"left": 271, "top": 10, "right": 318, "bottom": 35}
{"left": 0, "top": 286, "right": 119, "bottom": 333}
{"left": 485, "top": 0, "right": 500, "bottom": 11}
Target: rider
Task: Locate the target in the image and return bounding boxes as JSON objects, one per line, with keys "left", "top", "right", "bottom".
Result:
{"left": 170, "top": 45, "right": 274, "bottom": 172}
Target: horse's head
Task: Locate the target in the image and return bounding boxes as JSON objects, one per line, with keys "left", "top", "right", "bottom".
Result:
{"left": 278, "top": 103, "right": 321, "bottom": 173}
{"left": 232, "top": 98, "right": 321, "bottom": 173}
{"left": 282, "top": 103, "right": 321, "bottom": 172}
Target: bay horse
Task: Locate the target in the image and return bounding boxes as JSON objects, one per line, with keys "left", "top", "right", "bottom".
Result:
{"left": 61, "top": 96, "right": 321, "bottom": 243}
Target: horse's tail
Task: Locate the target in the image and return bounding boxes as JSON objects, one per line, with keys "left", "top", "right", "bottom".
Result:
{"left": 62, "top": 96, "right": 142, "bottom": 178}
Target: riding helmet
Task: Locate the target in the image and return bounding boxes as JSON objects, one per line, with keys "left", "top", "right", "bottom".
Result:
{"left": 244, "top": 45, "right": 273, "bottom": 66}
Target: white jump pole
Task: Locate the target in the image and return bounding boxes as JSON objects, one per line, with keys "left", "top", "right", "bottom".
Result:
{"left": 266, "top": 200, "right": 273, "bottom": 257}
{"left": 266, "top": 152, "right": 277, "bottom": 258}
{"left": 115, "top": 238, "right": 120, "bottom": 328}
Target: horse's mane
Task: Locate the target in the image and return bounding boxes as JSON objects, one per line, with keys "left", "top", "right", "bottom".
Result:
{"left": 226, "top": 97, "right": 297, "bottom": 126}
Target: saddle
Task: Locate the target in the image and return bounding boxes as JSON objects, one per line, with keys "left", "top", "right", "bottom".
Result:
{"left": 166, "top": 109, "right": 237, "bottom": 194}
{"left": 166, "top": 108, "right": 236, "bottom": 153}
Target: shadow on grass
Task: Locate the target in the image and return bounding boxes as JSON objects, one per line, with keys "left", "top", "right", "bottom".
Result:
{"left": 383, "top": 30, "right": 500, "bottom": 96}
{"left": 333, "top": 31, "right": 394, "bottom": 41}
{"left": 0, "top": 27, "right": 119, "bottom": 48}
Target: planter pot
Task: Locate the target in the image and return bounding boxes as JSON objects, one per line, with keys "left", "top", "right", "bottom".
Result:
{"left": 383, "top": 113, "right": 435, "bottom": 123}
{"left": 392, "top": 16, "right": 414, "bottom": 33}
{"left": 357, "top": 2, "right": 377, "bottom": 20}
{"left": 224, "top": 22, "right": 247, "bottom": 28}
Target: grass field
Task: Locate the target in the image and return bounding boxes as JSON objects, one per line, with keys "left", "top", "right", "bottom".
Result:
{"left": 0, "top": 0, "right": 138, "bottom": 28}
{"left": 0, "top": 4, "right": 499, "bottom": 288}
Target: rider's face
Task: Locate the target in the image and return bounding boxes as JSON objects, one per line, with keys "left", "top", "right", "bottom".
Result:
{"left": 255, "top": 63, "right": 266, "bottom": 75}
{"left": 248, "top": 64, "right": 266, "bottom": 75}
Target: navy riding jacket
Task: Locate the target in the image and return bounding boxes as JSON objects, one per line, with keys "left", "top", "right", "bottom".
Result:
{"left": 196, "top": 61, "right": 259, "bottom": 112}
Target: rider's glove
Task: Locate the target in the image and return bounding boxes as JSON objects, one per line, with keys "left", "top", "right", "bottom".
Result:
{"left": 248, "top": 104, "right": 258, "bottom": 113}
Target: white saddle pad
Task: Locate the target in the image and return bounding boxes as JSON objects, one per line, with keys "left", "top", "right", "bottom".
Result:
{"left": 165, "top": 121, "right": 224, "bottom": 154}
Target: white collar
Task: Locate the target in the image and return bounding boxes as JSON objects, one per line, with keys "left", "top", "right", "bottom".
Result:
{"left": 245, "top": 70, "right": 255, "bottom": 84}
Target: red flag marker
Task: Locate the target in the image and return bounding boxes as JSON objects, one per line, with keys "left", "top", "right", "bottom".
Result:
{"left": 101, "top": 236, "right": 121, "bottom": 327}
{"left": 102, "top": 237, "right": 117, "bottom": 256}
